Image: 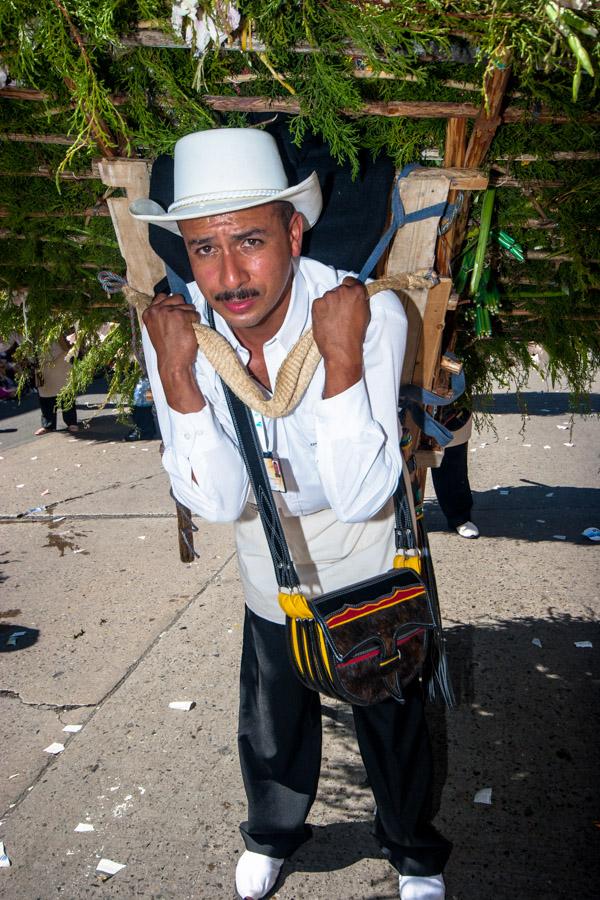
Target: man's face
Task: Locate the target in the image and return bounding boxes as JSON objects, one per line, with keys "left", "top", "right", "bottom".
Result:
{"left": 179, "top": 203, "right": 303, "bottom": 341}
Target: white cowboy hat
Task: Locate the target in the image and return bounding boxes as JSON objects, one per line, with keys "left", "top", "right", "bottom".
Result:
{"left": 129, "top": 128, "right": 322, "bottom": 235}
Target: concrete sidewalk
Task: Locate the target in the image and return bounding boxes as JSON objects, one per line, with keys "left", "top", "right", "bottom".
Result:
{"left": 0, "top": 376, "right": 598, "bottom": 899}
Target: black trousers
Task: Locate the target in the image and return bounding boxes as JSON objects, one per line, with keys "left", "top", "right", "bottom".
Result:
{"left": 430, "top": 441, "right": 473, "bottom": 529}
{"left": 238, "top": 608, "right": 451, "bottom": 876}
{"left": 39, "top": 395, "right": 77, "bottom": 430}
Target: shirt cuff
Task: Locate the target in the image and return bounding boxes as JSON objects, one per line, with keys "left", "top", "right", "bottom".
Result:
{"left": 168, "top": 404, "right": 225, "bottom": 455}
{"left": 314, "top": 377, "right": 376, "bottom": 437}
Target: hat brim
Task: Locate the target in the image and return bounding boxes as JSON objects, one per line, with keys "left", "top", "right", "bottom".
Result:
{"left": 129, "top": 171, "right": 322, "bottom": 236}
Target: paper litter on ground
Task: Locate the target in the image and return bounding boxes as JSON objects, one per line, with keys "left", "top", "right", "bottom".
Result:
{"left": 474, "top": 788, "right": 493, "bottom": 805}
{"left": 63, "top": 724, "right": 82, "bottom": 733}
{"left": 556, "top": 425, "right": 569, "bottom": 430}
{"left": 96, "top": 858, "right": 126, "bottom": 877}
{"left": 564, "top": 442, "right": 574, "bottom": 448}
{"left": 74, "top": 822, "right": 94, "bottom": 832}
{"left": 574, "top": 641, "right": 593, "bottom": 649}
{"left": 543, "top": 445, "right": 551, "bottom": 450}
{"left": 582, "top": 527, "right": 600, "bottom": 542}
{"left": 43, "top": 742, "right": 65, "bottom": 755}
{"left": 0, "top": 841, "right": 10, "bottom": 867}
{"left": 532, "top": 638, "right": 543, "bottom": 648}
{"left": 546, "top": 492, "right": 554, "bottom": 497}
{"left": 553, "top": 535, "right": 567, "bottom": 541}
{"left": 169, "top": 700, "right": 196, "bottom": 711}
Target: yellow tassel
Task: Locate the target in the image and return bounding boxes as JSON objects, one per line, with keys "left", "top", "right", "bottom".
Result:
{"left": 393, "top": 553, "right": 422, "bottom": 575}
{"left": 278, "top": 590, "right": 313, "bottom": 619}
{"left": 317, "top": 625, "right": 333, "bottom": 681}
{"left": 290, "top": 619, "right": 304, "bottom": 674}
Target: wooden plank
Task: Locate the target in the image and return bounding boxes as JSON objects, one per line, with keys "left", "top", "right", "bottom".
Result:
{"left": 411, "top": 278, "right": 453, "bottom": 391}
{"left": 435, "top": 118, "right": 468, "bottom": 277}
{"left": 384, "top": 172, "right": 450, "bottom": 386}
{"left": 201, "top": 94, "right": 600, "bottom": 124}
{"left": 386, "top": 173, "right": 450, "bottom": 277}
{"left": 0, "top": 132, "right": 73, "bottom": 145}
{"left": 408, "top": 166, "right": 487, "bottom": 191}
{"left": 97, "top": 158, "right": 165, "bottom": 296}
{"left": 0, "top": 206, "right": 110, "bottom": 217}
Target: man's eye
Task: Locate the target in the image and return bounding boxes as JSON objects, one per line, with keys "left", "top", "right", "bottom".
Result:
{"left": 195, "top": 245, "right": 213, "bottom": 256}
{"left": 243, "top": 238, "right": 263, "bottom": 248}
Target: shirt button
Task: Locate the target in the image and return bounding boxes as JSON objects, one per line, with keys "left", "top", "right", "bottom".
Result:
{"left": 183, "top": 432, "right": 191, "bottom": 440}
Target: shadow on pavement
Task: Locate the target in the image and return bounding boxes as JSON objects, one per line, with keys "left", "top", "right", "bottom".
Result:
{"left": 282, "top": 615, "right": 598, "bottom": 900}
{"left": 0, "top": 623, "right": 40, "bottom": 652}
{"left": 426, "top": 482, "right": 600, "bottom": 544}
{"left": 474, "top": 390, "right": 600, "bottom": 416}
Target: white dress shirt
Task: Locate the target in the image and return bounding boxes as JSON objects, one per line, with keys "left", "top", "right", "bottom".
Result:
{"left": 144, "top": 256, "right": 408, "bottom": 622}
{"left": 143, "top": 256, "right": 408, "bottom": 526}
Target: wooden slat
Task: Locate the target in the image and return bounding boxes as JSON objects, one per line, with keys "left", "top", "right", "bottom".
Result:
{"left": 408, "top": 166, "right": 487, "bottom": 190}
{"left": 97, "top": 158, "right": 165, "bottom": 296}
{"left": 0, "top": 205, "right": 110, "bottom": 217}
{"left": 201, "top": 94, "right": 600, "bottom": 124}
{"left": 0, "top": 132, "right": 73, "bottom": 145}
{"left": 383, "top": 173, "right": 451, "bottom": 387}
{"left": 411, "top": 278, "right": 453, "bottom": 391}
{"left": 387, "top": 173, "right": 450, "bottom": 283}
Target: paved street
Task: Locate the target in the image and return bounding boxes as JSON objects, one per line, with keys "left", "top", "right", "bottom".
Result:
{"left": 1, "top": 375, "right": 598, "bottom": 899}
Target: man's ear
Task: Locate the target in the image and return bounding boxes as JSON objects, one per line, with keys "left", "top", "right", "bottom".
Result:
{"left": 288, "top": 210, "right": 304, "bottom": 258}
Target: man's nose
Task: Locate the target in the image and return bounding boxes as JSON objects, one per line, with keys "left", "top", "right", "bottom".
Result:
{"left": 220, "top": 250, "right": 248, "bottom": 288}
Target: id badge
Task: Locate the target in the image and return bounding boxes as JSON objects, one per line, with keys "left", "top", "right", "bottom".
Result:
{"left": 264, "top": 452, "right": 287, "bottom": 493}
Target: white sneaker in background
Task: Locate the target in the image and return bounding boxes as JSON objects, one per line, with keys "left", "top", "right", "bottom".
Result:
{"left": 455, "top": 520, "right": 479, "bottom": 539}
{"left": 399, "top": 872, "right": 446, "bottom": 899}
{"left": 235, "top": 850, "right": 284, "bottom": 899}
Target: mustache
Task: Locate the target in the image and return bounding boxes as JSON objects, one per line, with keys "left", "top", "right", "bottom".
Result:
{"left": 214, "top": 288, "right": 260, "bottom": 302}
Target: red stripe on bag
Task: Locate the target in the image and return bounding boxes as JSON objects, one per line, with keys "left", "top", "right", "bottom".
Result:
{"left": 337, "top": 627, "right": 426, "bottom": 669}
{"left": 327, "top": 586, "right": 425, "bottom": 630}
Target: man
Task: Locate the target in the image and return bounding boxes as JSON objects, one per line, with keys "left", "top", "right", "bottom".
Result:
{"left": 130, "top": 128, "right": 450, "bottom": 900}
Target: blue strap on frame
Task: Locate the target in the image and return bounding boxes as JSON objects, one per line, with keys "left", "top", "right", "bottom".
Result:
{"left": 355, "top": 165, "right": 464, "bottom": 444}
{"left": 399, "top": 357, "right": 466, "bottom": 447}
{"left": 357, "top": 164, "right": 455, "bottom": 282}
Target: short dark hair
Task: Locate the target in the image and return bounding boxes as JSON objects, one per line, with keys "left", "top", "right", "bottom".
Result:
{"left": 272, "top": 200, "right": 295, "bottom": 229}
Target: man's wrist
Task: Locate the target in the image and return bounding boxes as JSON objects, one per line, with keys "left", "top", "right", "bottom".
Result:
{"left": 322, "top": 356, "right": 363, "bottom": 399}
{"left": 159, "top": 366, "right": 206, "bottom": 414}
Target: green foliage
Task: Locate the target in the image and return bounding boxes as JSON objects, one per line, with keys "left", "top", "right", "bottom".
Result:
{"left": 0, "top": 0, "right": 598, "bottom": 403}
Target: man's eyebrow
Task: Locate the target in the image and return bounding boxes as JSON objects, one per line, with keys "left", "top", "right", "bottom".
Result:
{"left": 187, "top": 227, "right": 268, "bottom": 247}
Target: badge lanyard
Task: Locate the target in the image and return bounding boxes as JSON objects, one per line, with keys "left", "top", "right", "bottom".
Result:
{"left": 251, "top": 410, "right": 287, "bottom": 493}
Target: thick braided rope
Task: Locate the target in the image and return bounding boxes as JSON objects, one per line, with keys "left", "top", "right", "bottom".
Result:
{"left": 193, "top": 272, "right": 432, "bottom": 418}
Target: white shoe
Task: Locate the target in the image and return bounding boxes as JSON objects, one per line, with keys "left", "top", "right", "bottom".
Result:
{"left": 399, "top": 873, "right": 445, "bottom": 900}
{"left": 455, "top": 520, "right": 479, "bottom": 539}
{"left": 235, "top": 850, "right": 284, "bottom": 899}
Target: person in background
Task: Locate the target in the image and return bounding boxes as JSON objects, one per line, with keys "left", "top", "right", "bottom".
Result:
{"left": 126, "top": 374, "right": 158, "bottom": 441}
{"left": 431, "top": 406, "right": 479, "bottom": 539}
{"left": 34, "top": 335, "right": 79, "bottom": 435}
{"left": 0, "top": 354, "right": 17, "bottom": 400}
